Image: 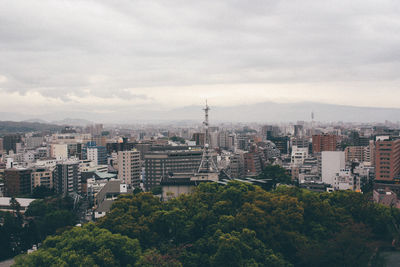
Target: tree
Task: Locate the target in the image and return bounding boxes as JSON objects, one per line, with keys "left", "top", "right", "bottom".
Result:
{"left": 31, "top": 186, "right": 55, "bottom": 199}
{"left": 257, "top": 165, "right": 292, "bottom": 189}
{"left": 13, "top": 224, "right": 142, "bottom": 267}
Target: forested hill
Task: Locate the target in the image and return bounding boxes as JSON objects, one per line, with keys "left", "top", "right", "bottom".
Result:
{"left": 0, "top": 121, "right": 63, "bottom": 134}
{"left": 14, "top": 182, "right": 400, "bottom": 267}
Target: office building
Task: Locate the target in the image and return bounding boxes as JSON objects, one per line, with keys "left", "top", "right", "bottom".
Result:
{"left": 144, "top": 150, "right": 202, "bottom": 191}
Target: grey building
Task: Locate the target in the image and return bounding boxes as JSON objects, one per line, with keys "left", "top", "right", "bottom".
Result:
{"left": 144, "top": 150, "right": 202, "bottom": 191}
{"left": 53, "top": 160, "right": 81, "bottom": 196}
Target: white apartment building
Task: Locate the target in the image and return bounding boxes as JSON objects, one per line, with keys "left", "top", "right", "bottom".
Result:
{"left": 321, "top": 151, "right": 345, "bottom": 186}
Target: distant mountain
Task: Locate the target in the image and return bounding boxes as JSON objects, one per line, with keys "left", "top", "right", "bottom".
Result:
{"left": 1, "top": 102, "right": 400, "bottom": 124}
{"left": 23, "top": 118, "right": 49, "bottom": 124}
{"left": 152, "top": 102, "right": 400, "bottom": 123}
{"left": 0, "top": 121, "right": 64, "bottom": 135}
{"left": 51, "top": 118, "right": 93, "bottom": 127}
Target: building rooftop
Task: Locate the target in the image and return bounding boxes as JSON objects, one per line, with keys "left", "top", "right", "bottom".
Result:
{"left": 0, "top": 197, "right": 36, "bottom": 207}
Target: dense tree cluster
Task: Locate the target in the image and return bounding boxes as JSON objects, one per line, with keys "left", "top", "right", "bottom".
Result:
{"left": 14, "top": 224, "right": 141, "bottom": 267}
{"left": 0, "top": 196, "right": 76, "bottom": 261}
{"left": 13, "top": 181, "right": 400, "bottom": 266}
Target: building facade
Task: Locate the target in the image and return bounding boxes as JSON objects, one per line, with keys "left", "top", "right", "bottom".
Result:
{"left": 117, "top": 150, "right": 141, "bottom": 188}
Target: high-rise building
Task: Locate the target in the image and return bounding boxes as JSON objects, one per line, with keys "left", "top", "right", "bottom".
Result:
{"left": 4, "top": 168, "right": 32, "bottom": 196}
{"left": 312, "top": 134, "right": 338, "bottom": 154}
{"left": 294, "top": 125, "right": 304, "bottom": 137}
{"left": 144, "top": 150, "right": 202, "bottom": 191}
{"left": 261, "top": 125, "right": 280, "bottom": 140}
{"left": 269, "top": 137, "right": 289, "bottom": 155}
{"left": 345, "top": 146, "right": 366, "bottom": 163}
{"left": 244, "top": 152, "right": 262, "bottom": 176}
{"left": 117, "top": 150, "right": 141, "bottom": 188}
{"left": 54, "top": 160, "right": 81, "bottom": 196}
{"left": 229, "top": 152, "right": 245, "bottom": 178}
{"left": 375, "top": 139, "right": 400, "bottom": 182}
{"left": 87, "top": 145, "right": 107, "bottom": 165}
{"left": 321, "top": 151, "right": 345, "bottom": 186}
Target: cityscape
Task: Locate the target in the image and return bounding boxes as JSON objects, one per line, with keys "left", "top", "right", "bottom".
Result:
{"left": 2, "top": 1, "right": 400, "bottom": 267}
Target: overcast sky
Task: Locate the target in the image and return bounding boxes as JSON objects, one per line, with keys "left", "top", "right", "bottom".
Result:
{"left": 1, "top": 0, "right": 400, "bottom": 119}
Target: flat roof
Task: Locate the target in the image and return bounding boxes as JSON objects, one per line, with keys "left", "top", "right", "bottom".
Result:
{"left": 0, "top": 197, "right": 36, "bottom": 207}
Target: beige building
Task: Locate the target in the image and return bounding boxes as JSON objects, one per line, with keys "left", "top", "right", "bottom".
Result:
{"left": 31, "top": 168, "right": 53, "bottom": 189}
{"left": 118, "top": 150, "right": 141, "bottom": 188}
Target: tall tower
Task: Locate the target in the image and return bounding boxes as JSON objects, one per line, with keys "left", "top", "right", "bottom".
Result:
{"left": 197, "top": 101, "right": 218, "bottom": 174}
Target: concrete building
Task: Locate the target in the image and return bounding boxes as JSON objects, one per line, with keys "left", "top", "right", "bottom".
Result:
{"left": 321, "top": 151, "right": 345, "bottom": 186}
{"left": 53, "top": 160, "right": 81, "bottom": 196}
{"left": 31, "top": 167, "right": 53, "bottom": 189}
{"left": 192, "top": 133, "right": 205, "bottom": 147}
{"left": 229, "top": 152, "right": 245, "bottom": 179}
{"left": 117, "top": 150, "right": 141, "bottom": 188}
{"left": 244, "top": 151, "right": 262, "bottom": 176}
{"left": 94, "top": 180, "right": 128, "bottom": 219}
{"left": 25, "top": 136, "right": 44, "bottom": 149}
{"left": 4, "top": 168, "right": 32, "bottom": 196}
{"left": 144, "top": 149, "right": 202, "bottom": 191}
{"left": 3, "top": 134, "right": 22, "bottom": 154}
{"left": 51, "top": 144, "right": 69, "bottom": 160}
{"left": 87, "top": 145, "right": 107, "bottom": 165}
{"left": 312, "top": 134, "right": 338, "bottom": 154}
{"left": 291, "top": 148, "right": 308, "bottom": 167}
{"left": 375, "top": 139, "right": 400, "bottom": 182}
{"left": 373, "top": 189, "right": 400, "bottom": 208}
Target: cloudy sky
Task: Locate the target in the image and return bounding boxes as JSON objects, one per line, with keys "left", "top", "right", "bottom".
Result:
{"left": 1, "top": 0, "right": 400, "bottom": 120}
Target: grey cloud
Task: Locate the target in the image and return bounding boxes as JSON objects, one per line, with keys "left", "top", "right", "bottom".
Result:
{"left": 1, "top": 0, "right": 400, "bottom": 109}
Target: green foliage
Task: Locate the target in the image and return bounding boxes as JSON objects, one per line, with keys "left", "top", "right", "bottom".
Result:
{"left": 170, "top": 136, "right": 186, "bottom": 144}
{"left": 0, "top": 196, "right": 76, "bottom": 261}
{"left": 16, "top": 181, "right": 399, "bottom": 266}
{"left": 257, "top": 165, "right": 292, "bottom": 189}
{"left": 151, "top": 186, "right": 163, "bottom": 195}
{"left": 31, "top": 186, "right": 56, "bottom": 199}
{"left": 97, "top": 181, "right": 397, "bottom": 266}
{"left": 13, "top": 224, "right": 141, "bottom": 267}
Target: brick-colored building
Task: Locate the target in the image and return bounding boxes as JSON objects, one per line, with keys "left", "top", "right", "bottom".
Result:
{"left": 4, "top": 168, "right": 32, "bottom": 196}
{"left": 375, "top": 139, "right": 400, "bottom": 182}
{"left": 312, "top": 134, "right": 338, "bottom": 154}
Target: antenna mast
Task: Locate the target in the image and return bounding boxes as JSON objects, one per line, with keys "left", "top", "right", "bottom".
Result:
{"left": 198, "top": 100, "right": 218, "bottom": 173}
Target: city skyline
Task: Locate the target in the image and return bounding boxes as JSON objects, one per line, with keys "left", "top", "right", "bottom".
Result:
{"left": 1, "top": 0, "right": 400, "bottom": 118}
